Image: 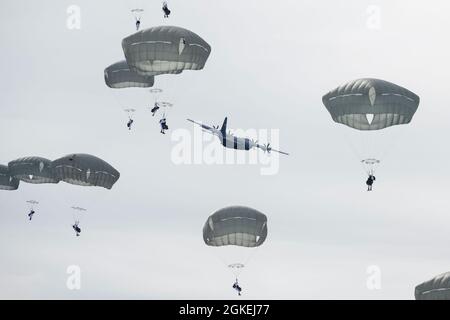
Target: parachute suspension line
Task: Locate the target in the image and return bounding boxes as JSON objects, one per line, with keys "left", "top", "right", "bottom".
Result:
{"left": 156, "top": 73, "right": 179, "bottom": 124}
{"left": 107, "top": 89, "right": 121, "bottom": 110}
{"left": 362, "top": 130, "right": 371, "bottom": 164}
{"left": 159, "top": 102, "right": 173, "bottom": 120}
{"left": 206, "top": 222, "right": 258, "bottom": 279}
{"left": 364, "top": 132, "right": 373, "bottom": 174}
{"left": 221, "top": 246, "right": 261, "bottom": 278}
{"left": 230, "top": 266, "right": 242, "bottom": 278}
{"left": 236, "top": 246, "right": 260, "bottom": 277}
{"left": 362, "top": 158, "right": 380, "bottom": 176}
{"left": 210, "top": 246, "right": 261, "bottom": 278}
{"left": 367, "top": 122, "right": 410, "bottom": 173}
{"left": 342, "top": 126, "right": 381, "bottom": 176}
{"left": 361, "top": 126, "right": 405, "bottom": 177}
{"left": 108, "top": 89, "right": 132, "bottom": 119}
{"left": 336, "top": 125, "right": 368, "bottom": 174}
{"left": 366, "top": 163, "right": 374, "bottom": 176}
{"left": 368, "top": 130, "right": 377, "bottom": 163}
{"left": 213, "top": 250, "right": 257, "bottom": 278}
{"left": 213, "top": 253, "right": 236, "bottom": 276}
{"left": 131, "top": 8, "right": 144, "bottom": 21}
{"left": 26, "top": 200, "right": 39, "bottom": 211}
{"left": 71, "top": 206, "right": 87, "bottom": 224}
{"left": 376, "top": 125, "right": 408, "bottom": 167}
{"left": 149, "top": 88, "right": 163, "bottom": 111}
{"left": 207, "top": 222, "right": 236, "bottom": 276}
{"left": 363, "top": 131, "right": 369, "bottom": 160}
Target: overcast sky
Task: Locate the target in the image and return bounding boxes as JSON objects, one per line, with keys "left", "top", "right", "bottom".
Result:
{"left": 1, "top": 0, "right": 450, "bottom": 299}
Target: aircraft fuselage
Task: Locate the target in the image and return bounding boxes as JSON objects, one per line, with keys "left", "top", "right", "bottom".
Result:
{"left": 219, "top": 134, "right": 252, "bottom": 151}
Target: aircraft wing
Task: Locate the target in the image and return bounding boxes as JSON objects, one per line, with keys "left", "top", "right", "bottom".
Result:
{"left": 257, "top": 144, "right": 289, "bottom": 156}
{"left": 187, "top": 119, "right": 215, "bottom": 133}
{"left": 270, "top": 148, "right": 290, "bottom": 156}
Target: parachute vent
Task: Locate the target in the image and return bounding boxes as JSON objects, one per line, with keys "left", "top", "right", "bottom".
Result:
{"left": 368, "top": 86, "right": 376, "bottom": 106}
{"left": 366, "top": 114, "right": 375, "bottom": 125}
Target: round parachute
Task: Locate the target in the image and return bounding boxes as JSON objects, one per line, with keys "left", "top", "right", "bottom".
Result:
{"left": 51, "top": 154, "right": 120, "bottom": 190}
{"left": 322, "top": 78, "right": 420, "bottom": 131}
{"left": 203, "top": 206, "right": 268, "bottom": 277}
{"left": 322, "top": 78, "right": 420, "bottom": 177}
{"left": 415, "top": 272, "right": 450, "bottom": 300}
{"left": 104, "top": 60, "right": 154, "bottom": 89}
{"left": 361, "top": 158, "right": 380, "bottom": 165}
{"left": 26, "top": 200, "right": 39, "bottom": 210}
{"left": 131, "top": 8, "right": 144, "bottom": 19}
{"left": 122, "top": 26, "right": 211, "bottom": 77}
{"left": 361, "top": 158, "right": 380, "bottom": 175}
{"left": 0, "top": 165, "right": 19, "bottom": 191}
{"left": 71, "top": 206, "right": 87, "bottom": 225}
{"left": 203, "top": 206, "right": 268, "bottom": 248}
{"left": 149, "top": 88, "right": 163, "bottom": 106}
{"left": 8, "top": 157, "right": 59, "bottom": 184}
{"left": 149, "top": 88, "right": 163, "bottom": 94}
{"left": 158, "top": 101, "right": 173, "bottom": 118}
{"left": 71, "top": 206, "right": 86, "bottom": 211}
{"left": 159, "top": 101, "right": 173, "bottom": 108}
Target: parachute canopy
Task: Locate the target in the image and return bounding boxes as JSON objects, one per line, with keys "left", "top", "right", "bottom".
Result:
{"left": 72, "top": 206, "right": 87, "bottom": 212}
{"left": 51, "top": 154, "right": 120, "bottom": 189}
{"left": 415, "top": 272, "right": 450, "bottom": 300}
{"left": 203, "top": 206, "right": 268, "bottom": 248}
{"left": 0, "top": 165, "right": 19, "bottom": 190}
{"left": 104, "top": 60, "right": 155, "bottom": 89}
{"left": 8, "top": 157, "right": 59, "bottom": 184}
{"left": 122, "top": 26, "right": 211, "bottom": 77}
{"left": 131, "top": 8, "right": 144, "bottom": 19}
{"left": 71, "top": 206, "right": 87, "bottom": 224}
{"left": 322, "top": 78, "right": 420, "bottom": 131}
{"left": 26, "top": 200, "right": 39, "bottom": 211}
{"left": 150, "top": 88, "right": 163, "bottom": 94}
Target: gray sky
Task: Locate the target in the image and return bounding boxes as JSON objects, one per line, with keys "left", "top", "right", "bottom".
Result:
{"left": 1, "top": 0, "right": 450, "bottom": 299}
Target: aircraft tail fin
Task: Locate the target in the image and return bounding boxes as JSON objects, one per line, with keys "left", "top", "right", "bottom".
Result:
{"left": 220, "top": 117, "right": 228, "bottom": 136}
